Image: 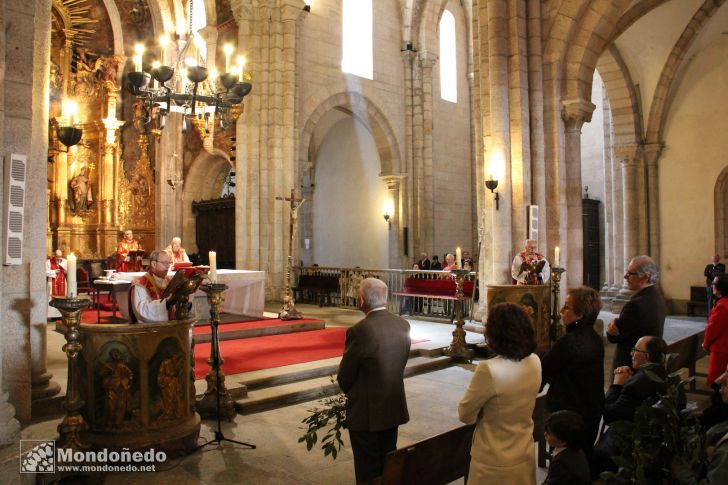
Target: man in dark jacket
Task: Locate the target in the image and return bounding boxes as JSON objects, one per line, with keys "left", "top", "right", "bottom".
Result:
{"left": 606, "top": 255, "right": 666, "bottom": 372}
{"left": 337, "top": 278, "right": 411, "bottom": 483}
{"left": 705, "top": 254, "right": 726, "bottom": 313}
{"left": 592, "top": 336, "right": 668, "bottom": 477}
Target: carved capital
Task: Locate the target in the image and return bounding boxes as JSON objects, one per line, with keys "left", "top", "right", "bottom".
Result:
{"left": 281, "top": 0, "right": 307, "bottom": 21}
{"left": 561, "top": 98, "right": 596, "bottom": 131}
{"left": 380, "top": 174, "right": 407, "bottom": 191}
{"left": 642, "top": 143, "right": 664, "bottom": 166}
{"left": 197, "top": 25, "right": 218, "bottom": 44}
{"left": 614, "top": 144, "right": 642, "bottom": 166}
{"left": 418, "top": 51, "right": 438, "bottom": 69}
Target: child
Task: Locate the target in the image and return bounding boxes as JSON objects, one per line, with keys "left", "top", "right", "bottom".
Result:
{"left": 543, "top": 410, "right": 591, "bottom": 485}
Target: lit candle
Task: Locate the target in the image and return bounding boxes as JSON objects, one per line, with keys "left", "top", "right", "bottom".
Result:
{"left": 134, "top": 43, "right": 145, "bottom": 72}
{"left": 209, "top": 251, "right": 217, "bottom": 283}
{"left": 555, "top": 246, "right": 560, "bottom": 267}
{"left": 456, "top": 247, "right": 462, "bottom": 269}
{"left": 159, "top": 35, "right": 169, "bottom": 65}
{"left": 67, "top": 253, "right": 77, "bottom": 297}
{"left": 66, "top": 100, "right": 76, "bottom": 125}
{"left": 224, "top": 44, "right": 233, "bottom": 73}
{"left": 237, "top": 55, "right": 245, "bottom": 82}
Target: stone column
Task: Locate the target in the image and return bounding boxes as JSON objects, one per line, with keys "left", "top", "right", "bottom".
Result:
{"left": 561, "top": 99, "right": 595, "bottom": 287}
{"left": 486, "top": 0, "right": 513, "bottom": 284}
{"left": 418, "top": 51, "right": 437, "bottom": 257}
{"left": 232, "top": 0, "right": 305, "bottom": 300}
{"left": 381, "top": 175, "right": 406, "bottom": 269}
{"left": 601, "top": 85, "right": 615, "bottom": 296}
{"left": 643, "top": 143, "right": 663, "bottom": 265}
{"left": 611, "top": 144, "right": 640, "bottom": 311}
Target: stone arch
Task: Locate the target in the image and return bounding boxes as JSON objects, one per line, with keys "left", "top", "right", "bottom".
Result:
{"left": 181, "top": 150, "right": 232, "bottom": 253}
{"left": 596, "top": 45, "right": 642, "bottom": 147}
{"left": 415, "top": 0, "right": 472, "bottom": 56}
{"left": 299, "top": 92, "right": 402, "bottom": 178}
{"left": 714, "top": 166, "right": 728, "bottom": 257}
{"left": 100, "top": 0, "right": 124, "bottom": 55}
{"left": 644, "top": 0, "right": 724, "bottom": 145}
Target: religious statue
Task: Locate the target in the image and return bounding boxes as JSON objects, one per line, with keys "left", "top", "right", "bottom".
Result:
{"left": 155, "top": 353, "right": 185, "bottom": 423}
{"left": 101, "top": 348, "right": 135, "bottom": 429}
{"left": 69, "top": 166, "right": 93, "bottom": 213}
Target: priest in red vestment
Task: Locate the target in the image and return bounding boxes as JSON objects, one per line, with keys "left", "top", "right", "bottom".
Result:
{"left": 129, "top": 250, "right": 174, "bottom": 323}
{"left": 116, "top": 229, "right": 142, "bottom": 272}
{"left": 46, "top": 249, "right": 67, "bottom": 297}
{"left": 164, "top": 237, "right": 190, "bottom": 264}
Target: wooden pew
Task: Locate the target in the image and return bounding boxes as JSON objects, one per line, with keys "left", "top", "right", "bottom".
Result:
{"left": 375, "top": 394, "right": 549, "bottom": 484}
{"left": 292, "top": 274, "right": 340, "bottom": 306}
{"left": 666, "top": 330, "right": 709, "bottom": 394}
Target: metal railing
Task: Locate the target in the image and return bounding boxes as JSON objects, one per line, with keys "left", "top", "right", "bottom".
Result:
{"left": 293, "top": 266, "right": 478, "bottom": 320}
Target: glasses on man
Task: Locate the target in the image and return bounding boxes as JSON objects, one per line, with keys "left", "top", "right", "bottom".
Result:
{"left": 153, "top": 259, "right": 171, "bottom": 266}
{"left": 625, "top": 271, "right": 640, "bottom": 277}
{"left": 630, "top": 347, "right": 649, "bottom": 355}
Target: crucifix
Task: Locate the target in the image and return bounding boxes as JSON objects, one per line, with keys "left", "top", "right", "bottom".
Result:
{"left": 275, "top": 188, "right": 306, "bottom": 320}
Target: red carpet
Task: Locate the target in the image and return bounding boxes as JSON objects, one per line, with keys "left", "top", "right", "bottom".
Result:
{"left": 194, "top": 329, "right": 430, "bottom": 378}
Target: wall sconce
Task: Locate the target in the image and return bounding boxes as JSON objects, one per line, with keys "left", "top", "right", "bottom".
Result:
{"left": 303, "top": 1, "right": 311, "bottom": 12}
{"left": 485, "top": 179, "right": 499, "bottom": 210}
{"left": 57, "top": 99, "right": 82, "bottom": 152}
{"left": 383, "top": 210, "right": 391, "bottom": 229}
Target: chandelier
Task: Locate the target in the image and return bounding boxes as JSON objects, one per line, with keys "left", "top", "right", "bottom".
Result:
{"left": 125, "top": 1, "right": 251, "bottom": 135}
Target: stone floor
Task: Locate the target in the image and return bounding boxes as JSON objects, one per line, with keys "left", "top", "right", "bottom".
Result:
{"left": 0, "top": 304, "right": 713, "bottom": 484}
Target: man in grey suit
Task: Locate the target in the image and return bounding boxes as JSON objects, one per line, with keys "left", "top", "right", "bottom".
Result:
{"left": 337, "top": 277, "right": 411, "bottom": 483}
{"left": 606, "top": 255, "right": 667, "bottom": 373}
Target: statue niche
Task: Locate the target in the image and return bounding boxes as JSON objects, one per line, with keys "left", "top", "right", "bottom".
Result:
{"left": 69, "top": 164, "right": 93, "bottom": 214}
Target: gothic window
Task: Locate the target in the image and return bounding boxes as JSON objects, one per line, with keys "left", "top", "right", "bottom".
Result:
{"left": 439, "top": 10, "right": 457, "bottom": 102}
{"left": 341, "top": 0, "right": 373, "bottom": 79}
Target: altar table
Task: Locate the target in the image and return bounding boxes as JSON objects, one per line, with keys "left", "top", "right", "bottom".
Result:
{"left": 114, "top": 269, "right": 266, "bottom": 319}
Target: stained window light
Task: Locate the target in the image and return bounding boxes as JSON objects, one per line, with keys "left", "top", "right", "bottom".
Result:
{"left": 440, "top": 10, "right": 457, "bottom": 103}
{"left": 341, "top": 0, "right": 373, "bottom": 80}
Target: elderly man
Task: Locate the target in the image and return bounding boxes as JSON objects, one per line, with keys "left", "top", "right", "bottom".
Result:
{"left": 416, "top": 252, "right": 431, "bottom": 270}
{"left": 165, "top": 237, "right": 190, "bottom": 264}
{"left": 129, "top": 250, "right": 175, "bottom": 323}
{"left": 511, "top": 239, "right": 550, "bottom": 285}
{"left": 592, "top": 336, "right": 668, "bottom": 477}
{"left": 337, "top": 278, "right": 411, "bottom": 483}
{"left": 607, "top": 255, "right": 667, "bottom": 371}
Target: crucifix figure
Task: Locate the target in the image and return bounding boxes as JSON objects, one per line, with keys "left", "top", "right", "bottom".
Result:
{"left": 275, "top": 188, "right": 305, "bottom": 320}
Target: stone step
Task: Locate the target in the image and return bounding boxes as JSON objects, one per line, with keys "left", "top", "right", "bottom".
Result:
{"left": 193, "top": 319, "right": 326, "bottom": 343}
{"left": 234, "top": 355, "right": 453, "bottom": 415}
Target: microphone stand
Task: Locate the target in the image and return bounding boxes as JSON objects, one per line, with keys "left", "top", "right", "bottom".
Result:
{"left": 195, "top": 282, "right": 255, "bottom": 451}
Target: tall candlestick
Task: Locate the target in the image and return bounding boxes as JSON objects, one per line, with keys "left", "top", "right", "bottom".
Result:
{"left": 555, "top": 246, "right": 560, "bottom": 267}
{"left": 456, "top": 247, "right": 462, "bottom": 269}
{"left": 209, "top": 251, "right": 217, "bottom": 283}
{"left": 67, "top": 253, "right": 77, "bottom": 297}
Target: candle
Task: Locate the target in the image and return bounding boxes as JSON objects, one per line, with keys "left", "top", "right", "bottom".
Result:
{"left": 224, "top": 44, "right": 233, "bottom": 73}
{"left": 456, "top": 247, "right": 462, "bottom": 269}
{"left": 209, "top": 251, "right": 217, "bottom": 283}
{"left": 555, "top": 246, "right": 560, "bottom": 267}
{"left": 237, "top": 55, "right": 245, "bottom": 82}
{"left": 134, "top": 43, "right": 145, "bottom": 72}
{"left": 67, "top": 253, "right": 77, "bottom": 297}
{"left": 159, "top": 35, "right": 169, "bottom": 65}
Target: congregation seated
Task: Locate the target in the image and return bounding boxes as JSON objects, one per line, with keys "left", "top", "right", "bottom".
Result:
{"left": 592, "top": 336, "right": 668, "bottom": 478}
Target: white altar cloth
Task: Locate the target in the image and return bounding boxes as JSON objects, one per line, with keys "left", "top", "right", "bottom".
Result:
{"left": 115, "top": 269, "right": 266, "bottom": 319}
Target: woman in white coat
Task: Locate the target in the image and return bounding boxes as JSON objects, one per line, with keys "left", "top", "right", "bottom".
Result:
{"left": 459, "top": 302, "right": 541, "bottom": 484}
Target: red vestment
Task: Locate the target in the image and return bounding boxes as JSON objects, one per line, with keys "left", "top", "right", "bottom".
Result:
{"left": 47, "top": 257, "right": 67, "bottom": 296}
{"left": 116, "top": 238, "right": 142, "bottom": 272}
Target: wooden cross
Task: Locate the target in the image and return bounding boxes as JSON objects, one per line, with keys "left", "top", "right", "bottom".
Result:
{"left": 275, "top": 188, "right": 305, "bottom": 216}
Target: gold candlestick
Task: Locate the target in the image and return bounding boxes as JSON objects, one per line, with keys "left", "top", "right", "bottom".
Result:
{"left": 196, "top": 283, "right": 236, "bottom": 421}
{"left": 50, "top": 296, "right": 92, "bottom": 451}
{"left": 444, "top": 269, "right": 474, "bottom": 361}
{"left": 550, "top": 266, "right": 567, "bottom": 342}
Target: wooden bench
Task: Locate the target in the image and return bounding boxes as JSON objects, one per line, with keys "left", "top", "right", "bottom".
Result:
{"left": 666, "top": 330, "right": 709, "bottom": 394}
{"left": 293, "top": 274, "right": 340, "bottom": 306}
{"left": 393, "top": 277, "right": 475, "bottom": 300}
{"left": 687, "top": 285, "right": 708, "bottom": 316}
{"left": 375, "top": 394, "right": 549, "bottom": 484}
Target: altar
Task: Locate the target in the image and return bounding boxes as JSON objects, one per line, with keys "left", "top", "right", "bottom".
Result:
{"left": 112, "top": 269, "right": 266, "bottom": 320}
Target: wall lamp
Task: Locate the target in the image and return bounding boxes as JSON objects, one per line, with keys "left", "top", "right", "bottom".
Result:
{"left": 383, "top": 210, "right": 391, "bottom": 229}
{"left": 485, "top": 179, "right": 499, "bottom": 210}
{"left": 303, "top": 1, "right": 311, "bottom": 12}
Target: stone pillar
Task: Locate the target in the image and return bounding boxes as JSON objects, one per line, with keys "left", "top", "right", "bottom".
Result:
{"left": 418, "top": 51, "right": 437, "bottom": 257}
{"left": 561, "top": 99, "right": 595, "bottom": 287}
{"left": 643, "top": 143, "right": 663, "bottom": 266}
{"left": 381, "top": 175, "right": 406, "bottom": 269}
{"left": 600, "top": 85, "right": 615, "bottom": 296}
{"left": 232, "top": 0, "right": 305, "bottom": 300}
{"left": 486, "top": 0, "right": 513, "bottom": 284}
{"left": 611, "top": 144, "right": 640, "bottom": 311}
